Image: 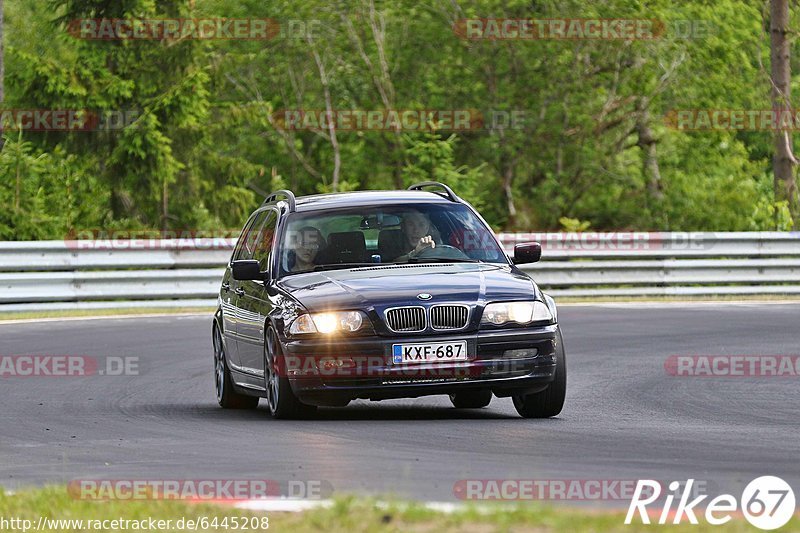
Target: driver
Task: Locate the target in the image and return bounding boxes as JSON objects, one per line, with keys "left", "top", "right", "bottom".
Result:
{"left": 392, "top": 210, "right": 440, "bottom": 262}
{"left": 290, "top": 226, "right": 326, "bottom": 272}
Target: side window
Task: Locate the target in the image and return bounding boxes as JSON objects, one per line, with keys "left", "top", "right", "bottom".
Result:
{"left": 231, "top": 217, "right": 255, "bottom": 262}
{"left": 252, "top": 210, "right": 278, "bottom": 273}
{"left": 232, "top": 211, "right": 268, "bottom": 262}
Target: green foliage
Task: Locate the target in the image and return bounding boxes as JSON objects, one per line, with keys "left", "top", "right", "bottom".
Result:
{"left": 0, "top": 132, "right": 108, "bottom": 239}
{"left": 558, "top": 217, "right": 592, "bottom": 232}
{"left": 1, "top": 0, "right": 798, "bottom": 239}
{"left": 402, "top": 133, "right": 488, "bottom": 212}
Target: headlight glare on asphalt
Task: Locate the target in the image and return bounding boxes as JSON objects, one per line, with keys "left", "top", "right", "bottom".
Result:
{"left": 481, "top": 301, "right": 553, "bottom": 326}
{"left": 289, "top": 311, "right": 366, "bottom": 335}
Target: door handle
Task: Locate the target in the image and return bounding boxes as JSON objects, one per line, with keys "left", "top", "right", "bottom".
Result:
{"left": 221, "top": 282, "right": 230, "bottom": 291}
{"left": 234, "top": 287, "right": 245, "bottom": 296}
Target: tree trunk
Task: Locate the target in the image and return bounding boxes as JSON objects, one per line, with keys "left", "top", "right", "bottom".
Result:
{"left": 0, "top": 0, "right": 5, "bottom": 151}
{"left": 162, "top": 175, "right": 168, "bottom": 233}
{"left": 310, "top": 45, "right": 340, "bottom": 192}
{"left": 503, "top": 164, "right": 517, "bottom": 224}
{"left": 770, "top": 0, "right": 799, "bottom": 226}
{"left": 636, "top": 105, "right": 663, "bottom": 201}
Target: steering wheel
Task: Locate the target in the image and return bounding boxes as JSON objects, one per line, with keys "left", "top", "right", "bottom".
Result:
{"left": 413, "top": 244, "right": 470, "bottom": 260}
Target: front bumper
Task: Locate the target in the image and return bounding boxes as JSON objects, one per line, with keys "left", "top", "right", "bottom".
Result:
{"left": 280, "top": 325, "right": 558, "bottom": 403}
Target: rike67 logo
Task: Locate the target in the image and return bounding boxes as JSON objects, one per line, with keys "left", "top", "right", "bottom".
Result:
{"left": 625, "top": 476, "right": 796, "bottom": 530}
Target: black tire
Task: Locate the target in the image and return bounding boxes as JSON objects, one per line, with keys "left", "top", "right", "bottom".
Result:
{"left": 512, "top": 328, "right": 567, "bottom": 418}
{"left": 449, "top": 389, "right": 492, "bottom": 409}
{"left": 213, "top": 324, "right": 259, "bottom": 409}
{"left": 264, "top": 326, "right": 318, "bottom": 420}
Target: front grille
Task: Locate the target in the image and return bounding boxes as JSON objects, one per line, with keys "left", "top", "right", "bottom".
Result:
{"left": 430, "top": 305, "right": 470, "bottom": 330}
{"left": 385, "top": 307, "right": 426, "bottom": 332}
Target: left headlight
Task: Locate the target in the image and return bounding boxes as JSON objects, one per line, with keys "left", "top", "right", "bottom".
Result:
{"left": 289, "top": 311, "right": 367, "bottom": 335}
{"left": 481, "top": 301, "right": 553, "bottom": 326}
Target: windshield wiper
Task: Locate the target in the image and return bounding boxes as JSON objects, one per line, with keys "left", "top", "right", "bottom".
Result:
{"left": 406, "top": 257, "right": 479, "bottom": 264}
{"left": 312, "top": 263, "right": 377, "bottom": 272}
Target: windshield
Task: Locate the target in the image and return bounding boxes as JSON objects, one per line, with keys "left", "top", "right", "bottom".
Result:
{"left": 277, "top": 203, "right": 507, "bottom": 276}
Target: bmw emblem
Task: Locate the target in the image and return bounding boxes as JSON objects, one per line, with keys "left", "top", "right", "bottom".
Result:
{"left": 417, "top": 293, "right": 433, "bottom": 301}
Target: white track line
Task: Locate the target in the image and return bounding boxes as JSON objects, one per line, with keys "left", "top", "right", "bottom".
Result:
{"left": 0, "top": 312, "right": 211, "bottom": 326}
{"left": 235, "top": 499, "right": 333, "bottom": 513}
{"left": 233, "top": 498, "right": 493, "bottom": 514}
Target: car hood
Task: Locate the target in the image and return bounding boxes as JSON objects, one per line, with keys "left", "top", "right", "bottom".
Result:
{"left": 276, "top": 263, "right": 539, "bottom": 312}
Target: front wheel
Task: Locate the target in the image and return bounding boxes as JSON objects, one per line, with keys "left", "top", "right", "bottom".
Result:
{"left": 213, "top": 324, "right": 259, "bottom": 409}
{"left": 449, "top": 389, "right": 492, "bottom": 409}
{"left": 512, "top": 328, "right": 567, "bottom": 418}
{"left": 264, "top": 326, "right": 318, "bottom": 419}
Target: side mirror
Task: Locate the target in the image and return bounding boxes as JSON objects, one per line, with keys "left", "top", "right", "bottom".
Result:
{"left": 232, "top": 259, "right": 263, "bottom": 281}
{"left": 513, "top": 242, "right": 542, "bottom": 264}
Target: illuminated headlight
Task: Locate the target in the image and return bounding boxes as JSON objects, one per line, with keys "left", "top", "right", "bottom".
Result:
{"left": 289, "top": 311, "right": 366, "bottom": 335}
{"left": 481, "top": 301, "right": 552, "bottom": 326}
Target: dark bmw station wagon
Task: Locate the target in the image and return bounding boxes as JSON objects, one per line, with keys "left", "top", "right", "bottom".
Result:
{"left": 212, "top": 182, "right": 566, "bottom": 419}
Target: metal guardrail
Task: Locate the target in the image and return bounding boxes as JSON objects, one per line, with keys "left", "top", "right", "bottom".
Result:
{"left": 0, "top": 232, "right": 798, "bottom": 311}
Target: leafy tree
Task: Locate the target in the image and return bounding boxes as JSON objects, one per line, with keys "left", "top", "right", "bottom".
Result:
{"left": 1, "top": 0, "right": 798, "bottom": 238}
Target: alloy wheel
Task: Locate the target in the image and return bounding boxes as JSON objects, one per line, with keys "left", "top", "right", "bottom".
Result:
{"left": 213, "top": 327, "right": 226, "bottom": 403}
{"left": 265, "top": 328, "right": 280, "bottom": 414}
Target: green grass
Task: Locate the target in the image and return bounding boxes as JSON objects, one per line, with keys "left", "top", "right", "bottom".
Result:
{"left": 0, "top": 307, "right": 214, "bottom": 322}
{"left": 2, "top": 487, "right": 797, "bottom": 532}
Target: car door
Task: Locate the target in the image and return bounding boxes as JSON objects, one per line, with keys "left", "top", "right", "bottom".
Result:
{"left": 224, "top": 211, "right": 269, "bottom": 369}
{"left": 236, "top": 209, "right": 278, "bottom": 376}
{"left": 219, "top": 267, "right": 239, "bottom": 365}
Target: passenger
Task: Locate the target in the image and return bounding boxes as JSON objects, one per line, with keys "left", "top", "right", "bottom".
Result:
{"left": 290, "top": 226, "right": 326, "bottom": 272}
{"left": 392, "top": 210, "right": 440, "bottom": 262}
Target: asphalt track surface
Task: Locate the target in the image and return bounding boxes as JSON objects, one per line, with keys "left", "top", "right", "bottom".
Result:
{"left": 2, "top": 303, "right": 799, "bottom": 505}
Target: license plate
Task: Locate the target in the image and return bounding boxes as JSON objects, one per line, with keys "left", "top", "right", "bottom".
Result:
{"left": 392, "top": 341, "right": 468, "bottom": 364}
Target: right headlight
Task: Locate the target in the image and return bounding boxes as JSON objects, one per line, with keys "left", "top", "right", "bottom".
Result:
{"left": 288, "top": 311, "right": 367, "bottom": 335}
{"left": 481, "top": 301, "right": 553, "bottom": 326}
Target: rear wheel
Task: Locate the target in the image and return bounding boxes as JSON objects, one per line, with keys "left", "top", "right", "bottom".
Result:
{"left": 449, "top": 389, "right": 492, "bottom": 409}
{"left": 213, "top": 324, "right": 259, "bottom": 409}
{"left": 264, "top": 326, "right": 317, "bottom": 419}
{"left": 512, "top": 328, "right": 567, "bottom": 418}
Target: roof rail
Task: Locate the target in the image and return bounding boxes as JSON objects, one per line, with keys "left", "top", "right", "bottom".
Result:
{"left": 262, "top": 189, "right": 297, "bottom": 212}
{"left": 407, "top": 181, "right": 460, "bottom": 203}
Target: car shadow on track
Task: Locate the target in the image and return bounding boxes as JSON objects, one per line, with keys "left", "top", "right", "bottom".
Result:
{"left": 308, "top": 404, "right": 515, "bottom": 420}
{"left": 165, "top": 403, "right": 517, "bottom": 421}
{"left": 145, "top": 402, "right": 566, "bottom": 422}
